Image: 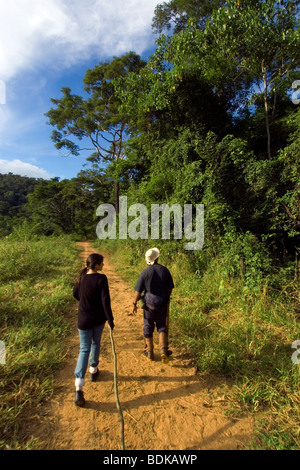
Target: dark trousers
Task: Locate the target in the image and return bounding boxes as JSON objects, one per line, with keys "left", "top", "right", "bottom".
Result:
{"left": 143, "top": 306, "right": 167, "bottom": 338}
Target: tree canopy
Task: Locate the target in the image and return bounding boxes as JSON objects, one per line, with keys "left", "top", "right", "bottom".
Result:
{"left": 45, "top": 52, "right": 146, "bottom": 213}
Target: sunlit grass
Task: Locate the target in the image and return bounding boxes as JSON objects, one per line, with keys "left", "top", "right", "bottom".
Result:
{"left": 0, "top": 235, "right": 82, "bottom": 449}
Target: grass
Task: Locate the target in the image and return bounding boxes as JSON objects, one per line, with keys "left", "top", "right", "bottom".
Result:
{"left": 0, "top": 234, "right": 82, "bottom": 449}
{"left": 94, "top": 237, "right": 300, "bottom": 450}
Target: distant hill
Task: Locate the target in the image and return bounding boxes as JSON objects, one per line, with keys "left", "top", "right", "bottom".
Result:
{"left": 0, "top": 173, "right": 42, "bottom": 236}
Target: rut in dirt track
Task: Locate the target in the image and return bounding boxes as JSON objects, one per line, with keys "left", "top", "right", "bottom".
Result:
{"left": 30, "top": 241, "right": 254, "bottom": 450}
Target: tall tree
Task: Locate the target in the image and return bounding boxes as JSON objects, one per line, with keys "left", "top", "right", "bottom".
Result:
{"left": 152, "top": 0, "right": 226, "bottom": 33}
{"left": 26, "top": 178, "right": 74, "bottom": 235}
{"left": 150, "top": 0, "right": 300, "bottom": 159}
{"left": 201, "top": 0, "right": 300, "bottom": 159}
{"left": 46, "top": 52, "right": 146, "bottom": 213}
{"left": 115, "top": 0, "right": 300, "bottom": 256}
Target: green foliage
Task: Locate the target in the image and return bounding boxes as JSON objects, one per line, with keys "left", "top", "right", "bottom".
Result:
{"left": 20, "top": 171, "right": 111, "bottom": 238}
{"left": 26, "top": 178, "right": 74, "bottom": 236}
{"left": 0, "top": 173, "right": 41, "bottom": 237}
{"left": 46, "top": 52, "right": 146, "bottom": 209}
{"left": 152, "top": 0, "right": 226, "bottom": 34}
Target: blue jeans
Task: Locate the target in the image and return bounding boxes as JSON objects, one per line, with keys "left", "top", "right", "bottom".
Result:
{"left": 74, "top": 323, "right": 105, "bottom": 379}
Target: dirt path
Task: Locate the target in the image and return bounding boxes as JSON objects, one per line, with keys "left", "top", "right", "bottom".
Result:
{"left": 32, "top": 241, "right": 254, "bottom": 450}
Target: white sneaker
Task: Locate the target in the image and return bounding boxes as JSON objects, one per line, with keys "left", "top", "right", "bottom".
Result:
{"left": 75, "top": 377, "right": 84, "bottom": 391}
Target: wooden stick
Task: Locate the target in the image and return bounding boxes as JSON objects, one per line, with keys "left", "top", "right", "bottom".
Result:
{"left": 110, "top": 328, "right": 125, "bottom": 450}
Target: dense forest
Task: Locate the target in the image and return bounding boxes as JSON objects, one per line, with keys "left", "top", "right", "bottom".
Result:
{"left": 0, "top": 173, "right": 41, "bottom": 237}
{"left": 0, "top": 170, "right": 112, "bottom": 238}
{"left": 2, "top": 0, "right": 300, "bottom": 281}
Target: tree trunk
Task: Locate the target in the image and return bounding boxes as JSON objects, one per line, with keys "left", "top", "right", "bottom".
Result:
{"left": 240, "top": 256, "right": 245, "bottom": 278}
{"left": 114, "top": 179, "right": 120, "bottom": 214}
{"left": 262, "top": 66, "right": 272, "bottom": 160}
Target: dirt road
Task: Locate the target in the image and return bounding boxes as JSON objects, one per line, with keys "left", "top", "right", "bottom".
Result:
{"left": 31, "top": 241, "right": 254, "bottom": 450}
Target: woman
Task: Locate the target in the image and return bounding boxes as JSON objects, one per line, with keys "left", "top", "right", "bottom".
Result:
{"left": 73, "top": 253, "right": 114, "bottom": 407}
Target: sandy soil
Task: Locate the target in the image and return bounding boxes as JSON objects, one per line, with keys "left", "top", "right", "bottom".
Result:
{"left": 27, "top": 241, "right": 254, "bottom": 451}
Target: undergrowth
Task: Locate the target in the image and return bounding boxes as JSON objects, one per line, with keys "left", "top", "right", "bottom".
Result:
{"left": 0, "top": 234, "right": 82, "bottom": 449}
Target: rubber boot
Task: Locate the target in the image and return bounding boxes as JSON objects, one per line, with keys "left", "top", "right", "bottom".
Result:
{"left": 159, "top": 332, "right": 169, "bottom": 364}
{"left": 143, "top": 337, "right": 154, "bottom": 361}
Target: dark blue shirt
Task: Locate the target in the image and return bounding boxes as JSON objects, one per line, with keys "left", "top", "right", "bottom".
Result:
{"left": 135, "top": 263, "right": 174, "bottom": 300}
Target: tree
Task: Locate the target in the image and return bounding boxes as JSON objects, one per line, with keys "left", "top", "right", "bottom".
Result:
{"left": 25, "top": 171, "right": 113, "bottom": 238}
{"left": 152, "top": 0, "right": 226, "bottom": 34}
{"left": 0, "top": 173, "right": 41, "bottom": 236}
{"left": 46, "top": 52, "right": 146, "bottom": 213}
{"left": 150, "top": 1, "right": 300, "bottom": 160}
{"left": 116, "top": 31, "right": 232, "bottom": 142}
{"left": 60, "top": 171, "right": 112, "bottom": 238}
{"left": 115, "top": 0, "right": 300, "bottom": 258}
{"left": 26, "top": 178, "right": 74, "bottom": 235}
{"left": 201, "top": 0, "right": 300, "bottom": 159}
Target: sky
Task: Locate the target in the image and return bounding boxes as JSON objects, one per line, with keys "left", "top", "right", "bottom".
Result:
{"left": 0, "top": 0, "right": 161, "bottom": 180}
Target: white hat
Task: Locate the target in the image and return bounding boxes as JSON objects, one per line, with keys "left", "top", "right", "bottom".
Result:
{"left": 145, "top": 248, "right": 160, "bottom": 265}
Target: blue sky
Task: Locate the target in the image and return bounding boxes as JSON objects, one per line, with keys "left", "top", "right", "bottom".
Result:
{"left": 0, "top": 0, "right": 161, "bottom": 180}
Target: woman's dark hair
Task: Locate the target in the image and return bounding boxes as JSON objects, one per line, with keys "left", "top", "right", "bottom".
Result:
{"left": 75, "top": 253, "right": 104, "bottom": 287}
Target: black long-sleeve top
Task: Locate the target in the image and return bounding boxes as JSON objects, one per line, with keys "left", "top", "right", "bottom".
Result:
{"left": 73, "top": 273, "right": 114, "bottom": 330}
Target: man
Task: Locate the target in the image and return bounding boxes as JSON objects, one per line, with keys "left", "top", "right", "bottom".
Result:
{"left": 132, "top": 248, "right": 174, "bottom": 363}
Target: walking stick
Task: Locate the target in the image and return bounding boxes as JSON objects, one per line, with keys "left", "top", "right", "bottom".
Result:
{"left": 110, "top": 328, "right": 125, "bottom": 450}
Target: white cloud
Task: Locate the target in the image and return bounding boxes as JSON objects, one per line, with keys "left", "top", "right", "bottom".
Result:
{"left": 0, "top": 0, "right": 160, "bottom": 80}
{"left": 0, "top": 159, "right": 52, "bottom": 179}
{"left": 0, "top": 0, "right": 160, "bottom": 180}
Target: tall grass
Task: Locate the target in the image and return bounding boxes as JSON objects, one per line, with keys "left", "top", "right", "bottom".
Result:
{"left": 0, "top": 234, "right": 82, "bottom": 449}
{"left": 94, "top": 237, "right": 300, "bottom": 450}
